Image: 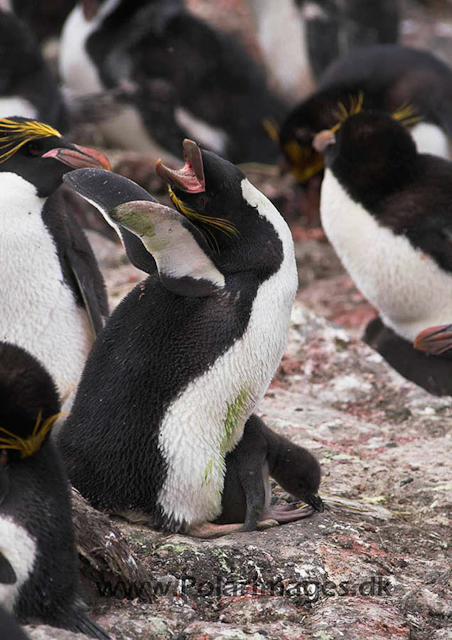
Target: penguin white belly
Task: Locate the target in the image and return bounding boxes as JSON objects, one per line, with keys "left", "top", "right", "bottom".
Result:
{"left": 320, "top": 170, "right": 452, "bottom": 341}
{"left": 0, "top": 517, "right": 36, "bottom": 613}
{"left": 0, "top": 174, "right": 92, "bottom": 399}
{"left": 157, "top": 180, "right": 298, "bottom": 526}
{"left": 410, "top": 123, "right": 451, "bottom": 160}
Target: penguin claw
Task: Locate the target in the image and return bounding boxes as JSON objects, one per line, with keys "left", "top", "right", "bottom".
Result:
{"left": 414, "top": 324, "right": 452, "bottom": 356}
{"left": 257, "top": 518, "right": 279, "bottom": 530}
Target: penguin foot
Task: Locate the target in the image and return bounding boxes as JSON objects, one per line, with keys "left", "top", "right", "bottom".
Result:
{"left": 263, "top": 505, "right": 316, "bottom": 523}
{"left": 414, "top": 324, "right": 452, "bottom": 357}
{"left": 187, "top": 522, "right": 245, "bottom": 538}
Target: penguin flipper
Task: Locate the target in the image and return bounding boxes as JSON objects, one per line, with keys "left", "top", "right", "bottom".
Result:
{"left": 110, "top": 200, "right": 225, "bottom": 297}
{"left": 0, "top": 551, "right": 16, "bottom": 585}
{"left": 42, "top": 192, "right": 109, "bottom": 337}
{"left": 65, "top": 245, "right": 105, "bottom": 337}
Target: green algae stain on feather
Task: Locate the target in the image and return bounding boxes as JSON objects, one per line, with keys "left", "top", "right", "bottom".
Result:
{"left": 220, "top": 388, "right": 250, "bottom": 455}
{"left": 201, "top": 389, "right": 250, "bottom": 488}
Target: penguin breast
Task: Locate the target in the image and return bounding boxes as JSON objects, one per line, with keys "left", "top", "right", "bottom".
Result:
{"left": 320, "top": 169, "right": 452, "bottom": 341}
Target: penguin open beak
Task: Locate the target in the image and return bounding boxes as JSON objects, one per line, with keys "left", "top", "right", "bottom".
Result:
{"left": 313, "top": 129, "right": 336, "bottom": 153}
{"left": 155, "top": 139, "right": 205, "bottom": 193}
{"left": 414, "top": 324, "right": 452, "bottom": 356}
{"left": 42, "top": 144, "right": 111, "bottom": 171}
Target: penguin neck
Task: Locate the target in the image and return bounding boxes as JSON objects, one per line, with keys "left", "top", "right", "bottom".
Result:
{"left": 209, "top": 178, "right": 295, "bottom": 279}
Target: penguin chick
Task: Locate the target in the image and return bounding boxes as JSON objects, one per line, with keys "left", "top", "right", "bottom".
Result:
{"left": 0, "top": 116, "right": 110, "bottom": 402}
{"left": 0, "top": 342, "right": 110, "bottom": 639}
{"left": 0, "top": 605, "right": 29, "bottom": 640}
{"left": 217, "top": 414, "right": 323, "bottom": 532}
{"left": 280, "top": 45, "right": 452, "bottom": 186}
{"left": 57, "top": 140, "right": 298, "bottom": 534}
{"left": 314, "top": 109, "right": 452, "bottom": 390}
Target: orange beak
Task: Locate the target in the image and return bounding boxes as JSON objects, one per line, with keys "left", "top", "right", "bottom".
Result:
{"left": 42, "top": 144, "right": 111, "bottom": 171}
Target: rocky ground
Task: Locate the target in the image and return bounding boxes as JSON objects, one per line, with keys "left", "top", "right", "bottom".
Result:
{"left": 22, "top": 1, "right": 452, "bottom": 639}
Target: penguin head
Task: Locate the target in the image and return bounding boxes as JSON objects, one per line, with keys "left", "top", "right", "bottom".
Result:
{"left": 0, "top": 117, "right": 110, "bottom": 197}
{"left": 0, "top": 343, "right": 61, "bottom": 464}
{"left": 314, "top": 110, "right": 419, "bottom": 204}
{"left": 274, "top": 444, "right": 324, "bottom": 512}
{"left": 279, "top": 97, "right": 331, "bottom": 185}
{"left": 279, "top": 92, "right": 367, "bottom": 186}
{"left": 155, "top": 139, "right": 258, "bottom": 253}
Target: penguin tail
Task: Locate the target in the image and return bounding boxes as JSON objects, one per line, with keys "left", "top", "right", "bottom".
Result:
{"left": 70, "top": 612, "right": 112, "bottom": 640}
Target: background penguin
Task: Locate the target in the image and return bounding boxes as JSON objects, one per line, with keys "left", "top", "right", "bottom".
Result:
{"left": 0, "top": 116, "right": 109, "bottom": 404}
{"left": 0, "top": 8, "right": 67, "bottom": 129}
{"left": 279, "top": 45, "right": 452, "bottom": 188}
{"left": 57, "top": 139, "right": 298, "bottom": 535}
{"left": 59, "top": 0, "right": 285, "bottom": 163}
{"left": 295, "top": 0, "right": 399, "bottom": 80}
{"left": 313, "top": 109, "right": 452, "bottom": 394}
{"left": 0, "top": 606, "right": 30, "bottom": 640}
{"left": 0, "top": 341, "right": 110, "bottom": 639}
{"left": 217, "top": 414, "right": 324, "bottom": 533}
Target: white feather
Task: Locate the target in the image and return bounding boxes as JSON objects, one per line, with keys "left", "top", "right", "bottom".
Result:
{"left": 157, "top": 179, "right": 298, "bottom": 526}
{"left": 0, "top": 173, "right": 93, "bottom": 399}
{"left": 320, "top": 169, "right": 452, "bottom": 341}
{"left": 0, "top": 517, "right": 36, "bottom": 613}
{"left": 410, "top": 122, "right": 451, "bottom": 160}
{"left": 0, "top": 98, "right": 37, "bottom": 120}
{"left": 175, "top": 107, "right": 228, "bottom": 156}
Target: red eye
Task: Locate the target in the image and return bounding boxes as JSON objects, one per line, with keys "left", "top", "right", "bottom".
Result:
{"left": 198, "top": 196, "right": 205, "bottom": 206}
{"left": 27, "top": 142, "right": 41, "bottom": 157}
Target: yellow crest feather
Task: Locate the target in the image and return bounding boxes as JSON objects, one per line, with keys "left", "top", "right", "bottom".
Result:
{"left": 331, "top": 92, "right": 364, "bottom": 132}
{"left": 0, "top": 118, "right": 61, "bottom": 163}
{"left": 391, "top": 102, "right": 422, "bottom": 128}
{"left": 0, "top": 411, "right": 64, "bottom": 458}
{"left": 168, "top": 186, "right": 238, "bottom": 253}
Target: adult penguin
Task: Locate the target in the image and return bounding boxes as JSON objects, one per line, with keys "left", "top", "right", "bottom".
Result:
{"left": 59, "top": 0, "right": 285, "bottom": 163}
{"left": 0, "top": 116, "right": 109, "bottom": 403}
{"left": 0, "top": 342, "right": 110, "bottom": 638}
{"left": 57, "top": 138, "right": 298, "bottom": 535}
{"left": 279, "top": 45, "right": 452, "bottom": 187}
{"left": 313, "top": 109, "right": 452, "bottom": 394}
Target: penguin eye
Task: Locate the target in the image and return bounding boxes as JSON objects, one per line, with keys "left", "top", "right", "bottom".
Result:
{"left": 26, "top": 141, "right": 42, "bottom": 157}
{"left": 198, "top": 196, "right": 206, "bottom": 207}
